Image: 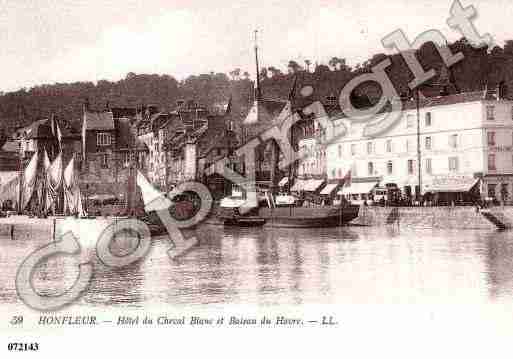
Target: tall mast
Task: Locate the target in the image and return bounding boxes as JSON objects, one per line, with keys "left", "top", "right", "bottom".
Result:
{"left": 254, "top": 30, "right": 262, "bottom": 100}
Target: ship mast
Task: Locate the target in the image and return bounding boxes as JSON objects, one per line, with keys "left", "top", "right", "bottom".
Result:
{"left": 254, "top": 30, "right": 262, "bottom": 100}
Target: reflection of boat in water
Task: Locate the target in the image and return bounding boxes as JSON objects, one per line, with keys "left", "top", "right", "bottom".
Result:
{"left": 217, "top": 190, "right": 359, "bottom": 228}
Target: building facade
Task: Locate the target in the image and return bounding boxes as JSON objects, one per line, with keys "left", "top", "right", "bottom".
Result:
{"left": 325, "top": 90, "right": 513, "bottom": 202}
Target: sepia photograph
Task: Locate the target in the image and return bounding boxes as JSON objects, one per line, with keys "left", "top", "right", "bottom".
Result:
{"left": 1, "top": 0, "right": 513, "bottom": 357}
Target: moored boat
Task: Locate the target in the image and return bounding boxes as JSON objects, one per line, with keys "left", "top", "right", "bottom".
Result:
{"left": 217, "top": 191, "right": 359, "bottom": 228}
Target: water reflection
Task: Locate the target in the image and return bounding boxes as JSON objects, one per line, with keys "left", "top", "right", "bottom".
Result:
{"left": 3, "top": 225, "right": 513, "bottom": 308}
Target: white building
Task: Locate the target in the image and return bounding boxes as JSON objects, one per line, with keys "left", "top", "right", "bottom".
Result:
{"left": 325, "top": 90, "right": 513, "bottom": 202}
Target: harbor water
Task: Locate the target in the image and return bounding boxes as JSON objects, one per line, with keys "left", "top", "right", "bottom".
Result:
{"left": 1, "top": 224, "right": 513, "bottom": 310}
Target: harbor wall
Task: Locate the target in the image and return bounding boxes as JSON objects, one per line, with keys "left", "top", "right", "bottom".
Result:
{"left": 0, "top": 216, "right": 131, "bottom": 246}
{"left": 352, "top": 206, "right": 497, "bottom": 230}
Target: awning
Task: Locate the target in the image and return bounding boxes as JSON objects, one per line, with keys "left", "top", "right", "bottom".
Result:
{"left": 338, "top": 181, "right": 378, "bottom": 195}
{"left": 290, "top": 179, "right": 307, "bottom": 192}
{"left": 320, "top": 183, "right": 339, "bottom": 195}
{"left": 278, "top": 177, "right": 289, "bottom": 187}
{"left": 89, "top": 194, "right": 117, "bottom": 202}
{"left": 304, "top": 179, "right": 325, "bottom": 192}
{"left": 425, "top": 178, "right": 480, "bottom": 193}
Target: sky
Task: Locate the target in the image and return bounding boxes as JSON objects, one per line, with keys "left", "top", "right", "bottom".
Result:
{"left": 0, "top": 0, "right": 511, "bottom": 92}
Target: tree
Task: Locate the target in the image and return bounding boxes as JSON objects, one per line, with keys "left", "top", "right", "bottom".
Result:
{"left": 314, "top": 64, "right": 330, "bottom": 73}
{"left": 243, "top": 71, "right": 250, "bottom": 80}
{"left": 328, "top": 57, "right": 350, "bottom": 71}
{"left": 267, "top": 66, "right": 283, "bottom": 78}
{"left": 259, "top": 67, "right": 268, "bottom": 79}
{"left": 328, "top": 57, "right": 340, "bottom": 70}
{"left": 304, "top": 59, "right": 311, "bottom": 72}
{"left": 287, "top": 60, "right": 302, "bottom": 74}
{"left": 229, "top": 68, "right": 241, "bottom": 81}
{"left": 505, "top": 40, "right": 513, "bottom": 55}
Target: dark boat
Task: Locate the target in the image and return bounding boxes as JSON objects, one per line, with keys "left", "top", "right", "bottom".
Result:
{"left": 216, "top": 193, "right": 359, "bottom": 228}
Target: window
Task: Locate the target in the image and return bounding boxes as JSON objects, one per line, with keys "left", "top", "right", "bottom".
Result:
{"left": 351, "top": 144, "right": 357, "bottom": 156}
{"left": 338, "top": 144, "right": 342, "bottom": 158}
{"left": 486, "top": 105, "right": 495, "bottom": 121}
{"left": 331, "top": 169, "right": 336, "bottom": 178}
{"left": 425, "top": 136, "right": 432, "bottom": 150}
{"left": 449, "top": 134, "right": 458, "bottom": 148}
{"left": 368, "top": 162, "right": 374, "bottom": 175}
{"left": 338, "top": 168, "right": 342, "bottom": 178}
{"left": 367, "top": 142, "right": 373, "bottom": 154}
{"left": 406, "top": 114, "right": 414, "bottom": 128}
{"left": 123, "top": 152, "right": 130, "bottom": 166}
{"left": 488, "top": 153, "right": 496, "bottom": 171}
{"left": 101, "top": 154, "right": 108, "bottom": 168}
{"left": 407, "top": 159, "right": 415, "bottom": 174}
{"left": 487, "top": 131, "right": 496, "bottom": 146}
{"left": 387, "top": 160, "right": 393, "bottom": 175}
{"left": 425, "top": 158, "right": 432, "bottom": 174}
{"left": 351, "top": 163, "right": 358, "bottom": 177}
{"left": 425, "top": 112, "right": 432, "bottom": 126}
{"left": 501, "top": 183, "right": 509, "bottom": 201}
{"left": 448, "top": 156, "right": 459, "bottom": 172}
{"left": 386, "top": 139, "right": 392, "bottom": 153}
{"left": 406, "top": 139, "right": 412, "bottom": 152}
{"left": 488, "top": 184, "right": 497, "bottom": 199}
{"left": 97, "top": 132, "right": 111, "bottom": 146}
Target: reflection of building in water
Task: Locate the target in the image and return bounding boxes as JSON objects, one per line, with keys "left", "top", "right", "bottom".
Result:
{"left": 86, "top": 262, "right": 145, "bottom": 306}
{"left": 483, "top": 232, "right": 513, "bottom": 301}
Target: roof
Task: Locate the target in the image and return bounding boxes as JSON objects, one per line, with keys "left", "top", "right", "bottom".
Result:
{"left": 243, "top": 98, "right": 287, "bottom": 126}
{"left": 399, "top": 90, "right": 493, "bottom": 112}
{"left": 1, "top": 140, "right": 19, "bottom": 152}
{"left": 83, "top": 111, "right": 114, "bottom": 130}
{"left": 14, "top": 119, "right": 51, "bottom": 139}
{"left": 111, "top": 107, "right": 137, "bottom": 119}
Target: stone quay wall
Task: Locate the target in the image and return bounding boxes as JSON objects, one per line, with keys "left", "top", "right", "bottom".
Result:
{"left": 352, "top": 206, "right": 499, "bottom": 230}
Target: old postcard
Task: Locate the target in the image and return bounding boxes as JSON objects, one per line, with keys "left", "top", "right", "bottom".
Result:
{"left": 1, "top": 0, "right": 513, "bottom": 357}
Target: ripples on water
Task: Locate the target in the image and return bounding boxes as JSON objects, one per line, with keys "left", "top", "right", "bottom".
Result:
{"left": 1, "top": 224, "right": 513, "bottom": 309}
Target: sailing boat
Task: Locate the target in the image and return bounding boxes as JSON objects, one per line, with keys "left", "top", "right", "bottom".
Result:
{"left": 216, "top": 31, "right": 359, "bottom": 228}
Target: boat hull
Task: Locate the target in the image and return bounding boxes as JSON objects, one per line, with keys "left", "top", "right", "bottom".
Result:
{"left": 218, "top": 205, "right": 359, "bottom": 228}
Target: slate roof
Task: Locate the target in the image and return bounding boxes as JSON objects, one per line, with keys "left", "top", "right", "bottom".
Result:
{"left": 14, "top": 119, "right": 51, "bottom": 139}
{"left": 83, "top": 111, "right": 115, "bottom": 130}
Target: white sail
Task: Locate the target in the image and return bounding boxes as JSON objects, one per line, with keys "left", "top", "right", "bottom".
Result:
{"left": 136, "top": 170, "right": 171, "bottom": 211}
{"left": 44, "top": 150, "right": 63, "bottom": 213}
{"left": 21, "top": 151, "right": 38, "bottom": 211}
{"left": 63, "top": 157, "right": 85, "bottom": 216}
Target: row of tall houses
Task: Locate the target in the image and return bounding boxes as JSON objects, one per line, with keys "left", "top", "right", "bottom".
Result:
{"left": 0, "top": 97, "right": 243, "bottom": 205}
{"left": 135, "top": 99, "right": 240, "bottom": 198}
{"left": 0, "top": 103, "right": 146, "bottom": 204}
{"left": 293, "top": 81, "right": 513, "bottom": 204}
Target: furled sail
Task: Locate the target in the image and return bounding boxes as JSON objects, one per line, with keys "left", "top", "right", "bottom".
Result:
{"left": 63, "top": 157, "right": 84, "bottom": 216}
{"left": 21, "top": 151, "right": 38, "bottom": 211}
{"left": 44, "top": 150, "right": 62, "bottom": 213}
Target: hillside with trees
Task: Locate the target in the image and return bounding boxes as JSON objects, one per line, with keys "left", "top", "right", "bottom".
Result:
{"left": 1, "top": 38, "right": 513, "bottom": 133}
